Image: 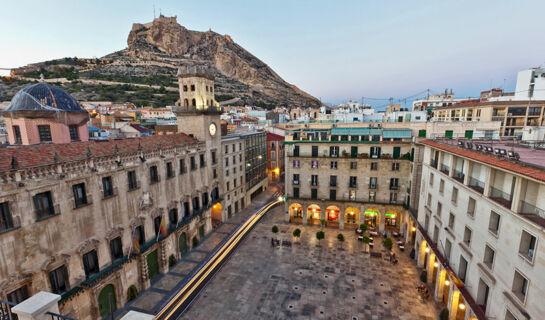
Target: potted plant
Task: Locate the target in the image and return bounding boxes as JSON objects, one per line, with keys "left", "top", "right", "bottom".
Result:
{"left": 383, "top": 237, "right": 393, "bottom": 251}
{"left": 293, "top": 228, "right": 301, "bottom": 242}
{"left": 337, "top": 233, "right": 345, "bottom": 249}
{"left": 320, "top": 219, "right": 326, "bottom": 229}
{"left": 362, "top": 236, "right": 371, "bottom": 253}
{"left": 272, "top": 225, "right": 279, "bottom": 236}
{"left": 316, "top": 230, "right": 325, "bottom": 247}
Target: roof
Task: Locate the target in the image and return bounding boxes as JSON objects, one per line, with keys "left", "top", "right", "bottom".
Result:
{"left": 266, "top": 132, "right": 284, "bottom": 141}
{"left": 130, "top": 124, "right": 151, "bottom": 133}
{"left": 0, "top": 133, "right": 196, "bottom": 171}
{"left": 433, "top": 99, "right": 545, "bottom": 111}
{"left": 3, "top": 82, "right": 87, "bottom": 113}
{"left": 421, "top": 140, "right": 545, "bottom": 183}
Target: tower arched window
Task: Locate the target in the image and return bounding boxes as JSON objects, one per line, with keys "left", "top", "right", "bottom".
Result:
{"left": 183, "top": 85, "right": 188, "bottom": 92}
{"left": 192, "top": 99, "right": 196, "bottom": 107}
{"left": 190, "top": 84, "right": 195, "bottom": 92}
{"left": 184, "top": 99, "right": 189, "bottom": 107}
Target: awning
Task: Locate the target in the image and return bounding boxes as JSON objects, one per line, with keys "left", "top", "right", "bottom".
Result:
{"left": 382, "top": 129, "right": 412, "bottom": 139}
{"left": 331, "top": 127, "right": 382, "bottom": 136}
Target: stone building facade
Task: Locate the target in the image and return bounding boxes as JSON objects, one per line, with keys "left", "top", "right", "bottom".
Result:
{"left": 220, "top": 135, "right": 246, "bottom": 221}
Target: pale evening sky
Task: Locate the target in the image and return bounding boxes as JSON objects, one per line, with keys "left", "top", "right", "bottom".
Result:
{"left": 1, "top": 0, "right": 544, "bottom": 105}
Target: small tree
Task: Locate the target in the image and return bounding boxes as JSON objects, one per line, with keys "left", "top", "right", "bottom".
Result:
{"left": 316, "top": 231, "right": 325, "bottom": 246}
{"left": 293, "top": 228, "right": 301, "bottom": 242}
{"left": 362, "top": 236, "right": 371, "bottom": 252}
{"left": 383, "top": 237, "right": 393, "bottom": 251}
{"left": 272, "top": 225, "right": 279, "bottom": 235}
{"left": 320, "top": 219, "right": 326, "bottom": 229}
{"left": 359, "top": 224, "right": 368, "bottom": 233}
{"left": 337, "top": 233, "right": 345, "bottom": 248}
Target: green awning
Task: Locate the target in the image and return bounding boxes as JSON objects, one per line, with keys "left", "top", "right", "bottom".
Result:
{"left": 331, "top": 127, "right": 382, "bottom": 136}
{"left": 382, "top": 129, "right": 412, "bottom": 139}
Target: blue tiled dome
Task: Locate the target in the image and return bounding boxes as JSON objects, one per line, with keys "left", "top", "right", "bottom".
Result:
{"left": 6, "top": 82, "right": 86, "bottom": 113}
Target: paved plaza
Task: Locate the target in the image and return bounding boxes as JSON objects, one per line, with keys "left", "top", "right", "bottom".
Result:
{"left": 182, "top": 204, "right": 441, "bottom": 320}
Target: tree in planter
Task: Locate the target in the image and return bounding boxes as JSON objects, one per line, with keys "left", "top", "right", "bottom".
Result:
{"left": 168, "top": 254, "right": 176, "bottom": 267}
{"left": 359, "top": 224, "right": 368, "bottom": 233}
{"left": 293, "top": 228, "right": 301, "bottom": 242}
{"left": 127, "top": 285, "right": 138, "bottom": 301}
{"left": 362, "top": 236, "right": 371, "bottom": 252}
{"left": 320, "top": 219, "right": 326, "bottom": 229}
{"left": 316, "top": 231, "right": 325, "bottom": 247}
{"left": 383, "top": 237, "right": 393, "bottom": 251}
{"left": 337, "top": 233, "right": 345, "bottom": 249}
{"left": 272, "top": 225, "right": 279, "bottom": 236}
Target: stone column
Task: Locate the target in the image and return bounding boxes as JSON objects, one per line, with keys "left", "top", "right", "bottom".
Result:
{"left": 12, "top": 292, "right": 61, "bottom": 320}
{"left": 483, "top": 166, "right": 493, "bottom": 197}
{"left": 510, "top": 176, "right": 523, "bottom": 213}
{"left": 463, "top": 160, "right": 471, "bottom": 185}
{"left": 339, "top": 215, "right": 344, "bottom": 230}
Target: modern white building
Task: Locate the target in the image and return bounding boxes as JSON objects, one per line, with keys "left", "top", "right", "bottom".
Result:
{"left": 514, "top": 68, "right": 545, "bottom": 101}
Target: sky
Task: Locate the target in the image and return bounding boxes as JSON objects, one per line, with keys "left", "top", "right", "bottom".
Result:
{"left": 1, "top": 0, "right": 545, "bottom": 106}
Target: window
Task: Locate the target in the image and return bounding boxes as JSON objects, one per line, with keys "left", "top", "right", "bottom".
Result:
{"left": 484, "top": 245, "right": 495, "bottom": 269}
{"left": 349, "top": 176, "right": 357, "bottom": 188}
{"left": 369, "top": 177, "right": 377, "bottom": 189}
{"left": 329, "top": 146, "right": 339, "bottom": 157}
{"left": 294, "top": 145, "right": 300, "bottom": 157}
{"left": 293, "top": 160, "right": 300, "bottom": 168}
{"left": 429, "top": 172, "right": 434, "bottom": 186}
{"left": 7, "top": 285, "right": 28, "bottom": 304}
{"left": 183, "top": 85, "right": 188, "bottom": 92}
{"left": 390, "top": 178, "right": 399, "bottom": 190}
{"left": 202, "top": 192, "right": 209, "bottom": 208}
{"left": 271, "top": 151, "right": 275, "bottom": 160}
{"left": 390, "top": 193, "right": 397, "bottom": 204}
{"left": 448, "top": 212, "right": 455, "bottom": 229}
{"left": 166, "top": 162, "right": 174, "bottom": 178}
{"left": 330, "top": 161, "right": 337, "bottom": 169}
{"left": 190, "top": 156, "right": 196, "bottom": 170}
{"left": 311, "top": 189, "right": 318, "bottom": 200}
{"left": 153, "top": 216, "right": 162, "bottom": 236}
{"left": 200, "top": 154, "right": 206, "bottom": 167}
{"left": 135, "top": 225, "right": 145, "bottom": 245}
{"left": 169, "top": 208, "right": 178, "bottom": 227}
{"left": 69, "top": 125, "right": 79, "bottom": 141}
{"left": 311, "top": 175, "right": 318, "bottom": 186}
{"left": 427, "top": 193, "right": 432, "bottom": 206}
{"left": 212, "top": 151, "right": 217, "bottom": 164}
{"left": 293, "top": 174, "right": 299, "bottom": 185}
{"left": 330, "top": 175, "right": 337, "bottom": 187}
{"left": 451, "top": 187, "right": 458, "bottom": 205}
{"left": 0, "top": 202, "right": 14, "bottom": 231}
{"left": 72, "top": 183, "right": 88, "bottom": 208}
{"left": 179, "top": 159, "right": 187, "bottom": 174}
{"left": 149, "top": 166, "right": 159, "bottom": 183}
{"left": 329, "top": 189, "right": 336, "bottom": 201}
{"left": 190, "top": 84, "right": 195, "bottom": 91}
{"left": 38, "top": 125, "right": 52, "bottom": 142}
{"left": 350, "top": 162, "right": 357, "bottom": 170}
{"left": 467, "top": 197, "right": 476, "bottom": 217}
{"left": 512, "top": 271, "right": 529, "bottom": 302}
{"left": 311, "top": 146, "right": 318, "bottom": 157}
{"left": 128, "top": 171, "right": 138, "bottom": 190}
{"left": 459, "top": 256, "right": 468, "bottom": 282}
{"left": 505, "top": 310, "right": 518, "bottom": 320}
{"left": 13, "top": 125, "right": 22, "bottom": 144}
{"left": 369, "top": 192, "right": 376, "bottom": 202}
{"left": 437, "top": 202, "right": 442, "bottom": 218}
{"left": 371, "top": 162, "right": 378, "bottom": 170}
{"left": 519, "top": 230, "right": 537, "bottom": 261}
{"left": 349, "top": 190, "right": 356, "bottom": 200}
{"left": 433, "top": 225, "right": 439, "bottom": 242}
{"left": 392, "top": 162, "right": 400, "bottom": 171}
{"left": 102, "top": 176, "right": 114, "bottom": 198}
{"left": 83, "top": 250, "right": 99, "bottom": 278}
{"left": 225, "top": 145, "right": 228, "bottom": 153}
{"left": 370, "top": 146, "right": 380, "bottom": 158}
{"left": 49, "top": 265, "right": 69, "bottom": 294}
{"left": 439, "top": 179, "right": 444, "bottom": 194}
{"left": 463, "top": 226, "right": 472, "bottom": 247}
{"left": 225, "top": 157, "right": 229, "bottom": 166}
{"left": 293, "top": 187, "right": 299, "bottom": 198}
{"left": 444, "top": 239, "right": 452, "bottom": 261}
{"left": 226, "top": 181, "right": 230, "bottom": 191}
{"left": 110, "top": 237, "right": 123, "bottom": 261}
{"left": 488, "top": 211, "right": 501, "bottom": 235}
{"left": 477, "top": 279, "right": 490, "bottom": 311}
{"left": 311, "top": 160, "right": 318, "bottom": 169}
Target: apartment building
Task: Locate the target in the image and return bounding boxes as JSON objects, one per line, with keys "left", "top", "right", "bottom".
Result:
{"left": 220, "top": 135, "right": 246, "bottom": 221}
{"left": 410, "top": 138, "right": 545, "bottom": 320}
{"left": 266, "top": 132, "right": 284, "bottom": 182}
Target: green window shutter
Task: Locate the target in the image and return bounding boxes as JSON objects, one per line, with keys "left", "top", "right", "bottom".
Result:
{"left": 418, "top": 129, "right": 426, "bottom": 137}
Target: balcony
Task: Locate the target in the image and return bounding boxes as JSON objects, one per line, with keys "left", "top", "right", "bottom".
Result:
{"left": 311, "top": 181, "right": 318, "bottom": 187}
{"left": 469, "top": 177, "right": 485, "bottom": 194}
{"left": 293, "top": 180, "right": 299, "bottom": 185}
{"left": 453, "top": 170, "right": 465, "bottom": 183}
{"left": 489, "top": 186, "right": 513, "bottom": 209}
{"left": 389, "top": 185, "right": 399, "bottom": 190}
{"left": 430, "top": 159, "right": 438, "bottom": 169}
{"left": 330, "top": 182, "right": 337, "bottom": 187}
{"left": 519, "top": 200, "right": 545, "bottom": 219}
{"left": 349, "top": 183, "right": 357, "bottom": 188}
{"left": 440, "top": 164, "right": 450, "bottom": 175}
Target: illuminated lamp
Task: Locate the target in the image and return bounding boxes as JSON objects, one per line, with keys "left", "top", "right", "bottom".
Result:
{"left": 459, "top": 303, "right": 466, "bottom": 310}
{"left": 411, "top": 226, "right": 417, "bottom": 232}
{"left": 424, "top": 247, "right": 430, "bottom": 253}
{"left": 434, "top": 262, "right": 439, "bottom": 268}
{"left": 444, "top": 280, "right": 450, "bottom": 286}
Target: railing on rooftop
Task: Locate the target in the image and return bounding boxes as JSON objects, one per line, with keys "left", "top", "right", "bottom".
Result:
{"left": 430, "top": 159, "right": 438, "bottom": 169}
{"left": 519, "top": 200, "right": 545, "bottom": 219}
{"left": 0, "top": 299, "right": 16, "bottom": 320}
{"left": 440, "top": 164, "right": 450, "bottom": 175}
{"left": 489, "top": 186, "right": 513, "bottom": 209}
{"left": 453, "top": 170, "right": 465, "bottom": 183}
{"left": 46, "top": 312, "right": 78, "bottom": 320}
{"left": 468, "top": 177, "right": 485, "bottom": 194}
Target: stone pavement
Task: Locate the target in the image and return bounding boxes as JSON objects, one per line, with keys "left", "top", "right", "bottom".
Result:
{"left": 182, "top": 204, "right": 441, "bottom": 320}
{"left": 117, "top": 185, "right": 278, "bottom": 318}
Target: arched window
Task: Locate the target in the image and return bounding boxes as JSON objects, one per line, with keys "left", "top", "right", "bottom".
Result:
{"left": 192, "top": 99, "right": 196, "bottom": 107}
{"left": 184, "top": 99, "right": 189, "bottom": 107}
{"left": 190, "top": 84, "right": 195, "bottom": 92}
{"left": 183, "top": 85, "right": 188, "bottom": 92}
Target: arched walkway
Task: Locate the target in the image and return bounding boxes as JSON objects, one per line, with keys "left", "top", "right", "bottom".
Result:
{"left": 344, "top": 207, "right": 359, "bottom": 227}
{"left": 326, "top": 205, "right": 340, "bottom": 228}
{"left": 307, "top": 204, "right": 321, "bottom": 225}
{"left": 179, "top": 232, "right": 188, "bottom": 255}
{"left": 385, "top": 210, "right": 399, "bottom": 231}
{"left": 363, "top": 208, "right": 379, "bottom": 229}
{"left": 98, "top": 284, "right": 117, "bottom": 319}
{"left": 419, "top": 240, "right": 429, "bottom": 269}
{"left": 211, "top": 202, "right": 222, "bottom": 221}
{"left": 449, "top": 290, "right": 467, "bottom": 320}
{"left": 289, "top": 203, "right": 303, "bottom": 223}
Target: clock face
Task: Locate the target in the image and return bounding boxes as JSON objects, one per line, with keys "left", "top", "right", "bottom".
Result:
{"left": 209, "top": 123, "right": 217, "bottom": 136}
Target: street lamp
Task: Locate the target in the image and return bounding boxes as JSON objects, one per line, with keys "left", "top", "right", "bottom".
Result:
{"left": 444, "top": 280, "right": 450, "bottom": 286}
{"left": 459, "top": 303, "right": 466, "bottom": 310}
{"left": 424, "top": 247, "right": 430, "bottom": 253}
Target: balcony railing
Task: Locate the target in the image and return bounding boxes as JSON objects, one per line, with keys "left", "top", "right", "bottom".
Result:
{"left": 489, "top": 186, "right": 513, "bottom": 209}
{"left": 453, "top": 170, "right": 465, "bottom": 183}
{"left": 0, "top": 299, "right": 16, "bottom": 320}
{"left": 520, "top": 200, "right": 545, "bottom": 219}
{"left": 293, "top": 180, "right": 299, "bottom": 185}
{"left": 440, "top": 164, "right": 450, "bottom": 175}
{"left": 349, "top": 183, "right": 357, "bottom": 188}
{"left": 469, "top": 177, "right": 485, "bottom": 194}
{"left": 430, "top": 159, "right": 438, "bottom": 169}
{"left": 390, "top": 185, "right": 399, "bottom": 190}
{"left": 330, "top": 182, "right": 337, "bottom": 187}
{"left": 311, "top": 181, "right": 318, "bottom": 186}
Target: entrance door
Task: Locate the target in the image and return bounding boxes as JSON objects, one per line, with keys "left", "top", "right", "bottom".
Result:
{"left": 393, "top": 147, "right": 400, "bottom": 159}
{"left": 179, "top": 233, "right": 187, "bottom": 255}
{"left": 147, "top": 250, "right": 159, "bottom": 280}
{"left": 98, "top": 284, "right": 116, "bottom": 319}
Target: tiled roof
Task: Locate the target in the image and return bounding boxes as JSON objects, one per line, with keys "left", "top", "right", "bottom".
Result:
{"left": 130, "top": 124, "right": 151, "bottom": 133}
{"left": 421, "top": 140, "right": 545, "bottom": 183}
{"left": 266, "top": 132, "right": 284, "bottom": 141}
{"left": 0, "top": 134, "right": 196, "bottom": 171}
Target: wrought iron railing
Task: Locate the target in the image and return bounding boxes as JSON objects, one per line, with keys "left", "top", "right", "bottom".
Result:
{"left": 45, "top": 312, "right": 78, "bottom": 320}
{"left": 440, "top": 164, "right": 450, "bottom": 175}
{"left": 453, "top": 170, "right": 465, "bottom": 183}
{"left": 520, "top": 200, "right": 545, "bottom": 219}
{"left": 430, "top": 159, "right": 438, "bottom": 169}
{"left": 489, "top": 186, "right": 513, "bottom": 209}
{"left": 469, "top": 177, "right": 485, "bottom": 194}
{"left": 0, "top": 299, "right": 16, "bottom": 320}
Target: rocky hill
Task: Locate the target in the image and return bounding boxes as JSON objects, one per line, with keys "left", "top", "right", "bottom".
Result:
{"left": 6, "top": 15, "right": 320, "bottom": 108}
